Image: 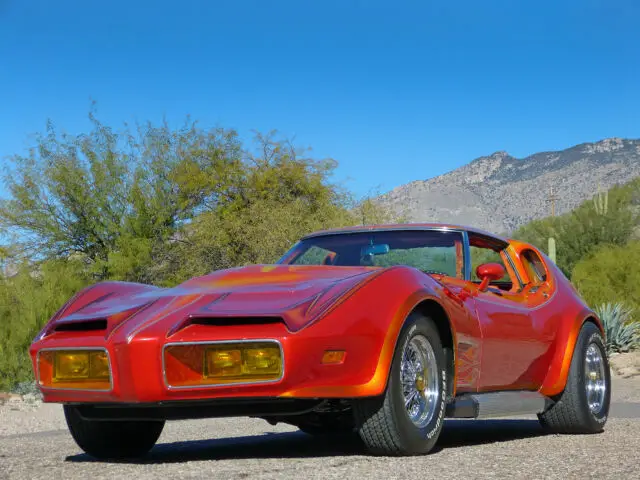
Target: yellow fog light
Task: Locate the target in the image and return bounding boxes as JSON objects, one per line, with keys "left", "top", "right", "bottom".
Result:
{"left": 165, "top": 342, "right": 283, "bottom": 387}
{"left": 38, "top": 349, "right": 111, "bottom": 390}
{"left": 205, "top": 349, "right": 242, "bottom": 377}
{"left": 55, "top": 351, "right": 90, "bottom": 380}
{"left": 243, "top": 345, "right": 281, "bottom": 375}
{"left": 88, "top": 351, "right": 110, "bottom": 379}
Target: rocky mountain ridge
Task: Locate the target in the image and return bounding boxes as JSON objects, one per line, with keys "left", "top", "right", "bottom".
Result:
{"left": 380, "top": 138, "right": 640, "bottom": 234}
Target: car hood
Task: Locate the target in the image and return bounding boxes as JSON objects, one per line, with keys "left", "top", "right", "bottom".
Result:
{"left": 49, "top": 265, "right": 385, "bottom": 336}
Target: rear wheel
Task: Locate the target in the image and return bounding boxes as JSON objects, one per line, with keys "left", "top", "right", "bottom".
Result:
{"left": 538, "top": 322, "right": 611, "bottom": 433}
{"left": 64, "top": 405, "right": 165, "bottom": 460}
{"left": 353, "top": 313, "right": 448, "bottom": 455}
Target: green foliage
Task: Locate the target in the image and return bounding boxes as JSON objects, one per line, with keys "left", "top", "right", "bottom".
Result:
{"left": 513, "top": 178, "right": 640, "bottom": 276}
{"left": 2, "top": 113, "right": 244, "bottom": 273}
{"left": 372, "top": 247, "right": 458, "bottom": 276}
{"left": 0, "top": 259, "right": 90, "bottom": 391}
{"left": 593, "top": 303, "right": 640, "bottom": 354}
{"left": 571, "top": 241, "right": 640, "bottom": 311}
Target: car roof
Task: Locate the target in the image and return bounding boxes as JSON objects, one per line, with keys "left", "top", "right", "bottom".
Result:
{"left": 302, "top": 223, "right": 511, "bottom": 244}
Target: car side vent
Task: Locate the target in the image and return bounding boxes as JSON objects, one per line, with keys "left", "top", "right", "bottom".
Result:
{"left": 190, "top": 316, "right": 284, "bottom": 327}
{"left": 55, "top": 319, "right": 108, "bottom": 332}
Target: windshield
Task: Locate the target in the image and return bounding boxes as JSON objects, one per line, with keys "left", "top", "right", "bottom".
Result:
{"left": 278, "top": 229, "right": 465, "bottom": 278}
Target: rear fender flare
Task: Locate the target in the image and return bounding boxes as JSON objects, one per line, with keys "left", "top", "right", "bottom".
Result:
{"left": 539, "top": 309, "right": 604, "bottom": 397}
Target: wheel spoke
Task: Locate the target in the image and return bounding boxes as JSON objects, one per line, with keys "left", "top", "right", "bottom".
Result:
{"left": 400, "top": 334, "right": 440, "bottom": 428}
{"left": 404, "top": 390, "right": 418, "bottom": 408}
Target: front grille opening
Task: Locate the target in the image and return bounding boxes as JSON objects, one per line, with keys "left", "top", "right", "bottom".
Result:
{"left": 190, "top": 316, "right": 284, "bottom": 327}
{"left": 55, "top": 319, "right": 108, "bottom": 332}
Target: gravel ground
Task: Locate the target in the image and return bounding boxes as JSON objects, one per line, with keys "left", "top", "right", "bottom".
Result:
{"left": 1, "top": 375, "right": 639, "bottom": 480}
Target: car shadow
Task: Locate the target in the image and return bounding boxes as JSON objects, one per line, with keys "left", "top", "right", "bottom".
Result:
{"left": 65, "top": 419, "right": 547, "bottom": 464}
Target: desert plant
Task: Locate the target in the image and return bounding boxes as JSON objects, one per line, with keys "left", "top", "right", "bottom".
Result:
{"left": 593, "top": 189, "right": 609, "bottom": 215}
{"left": 594, "top": 302, "right": 640, "bottom": 354}
{"left": 548, "top": 237, "right": 557, "bottom": 263}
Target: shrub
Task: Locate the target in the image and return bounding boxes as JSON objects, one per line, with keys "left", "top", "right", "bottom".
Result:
{"left": 0, "top": 259, "right": 90, "bottom": 391}
{"left": 594, "top": 302, "right": 640, "bottom": 354}
{"left": 572, "top": 241, "right": 640, "bottom": 312}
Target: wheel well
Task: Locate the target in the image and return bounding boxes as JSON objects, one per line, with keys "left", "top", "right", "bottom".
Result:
{"left": 411, "top": 300, "right": 455, "bottom": 399}
{"left": 583, "top": 316, "right": 605, "bottom": 336}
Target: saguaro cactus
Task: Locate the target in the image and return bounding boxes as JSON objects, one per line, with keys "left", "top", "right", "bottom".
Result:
{"left": 593, "top": 189, "right": 608, "bottom": 215}
{"left": 548, "top": 237, "right": 557, "bottom": 264}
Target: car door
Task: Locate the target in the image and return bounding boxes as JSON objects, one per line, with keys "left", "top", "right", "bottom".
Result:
{"left": 468, "top": 244, "right": 550, "bottom": 392}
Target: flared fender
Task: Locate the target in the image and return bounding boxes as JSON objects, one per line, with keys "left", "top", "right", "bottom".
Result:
{"left": 279, "top": 269, "right": 459, "bottom": 398}
{"left": 538, "top": 308, "right": 604, "bottom": 397}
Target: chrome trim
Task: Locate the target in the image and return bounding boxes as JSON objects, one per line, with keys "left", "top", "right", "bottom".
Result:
{"left": 299, "top": 225, "right": 510, "bottom": 244}
{"left": 462, "top": 230, "right": 472, "bottom": 281}
{"left": 447, "top": 390, "right": 548, "bottom": 418}
{"left": 503, "top": 249, "right": 525, "bottom": 290}
{"left": 162, "top": 339, "right": 285, "bottom": 390}
{"left": 401, "top": 333, "right": 440, "bottom": 428}
{"left": 35, "top": 347, "right": 113, "bottom": 392}
{"left": 585, "top": 343, "right": 607, "bottom": 415}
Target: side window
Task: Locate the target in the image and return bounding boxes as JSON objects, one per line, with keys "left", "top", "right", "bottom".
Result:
{"left": 469, "top": 246, "right": 509, "bottom": 282}
{"left": 293, "top": 246, "right": 335, "bottom": 265}
{"left": 371, "top": 246, "right": 459, "bottom": 277}
{"left": 521, "top": 249, "right": 547, "bottom": 285}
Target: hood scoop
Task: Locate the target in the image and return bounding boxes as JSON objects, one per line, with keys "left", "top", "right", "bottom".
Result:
{"left": 54, "top": 319, "right": 108, "bottom": 332}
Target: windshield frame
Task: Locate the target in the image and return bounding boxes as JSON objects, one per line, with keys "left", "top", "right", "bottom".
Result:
{"left": 277, "top": 227, "right": 474, "bottom": 280}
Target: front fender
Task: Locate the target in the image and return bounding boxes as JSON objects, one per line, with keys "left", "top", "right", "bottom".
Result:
{"left": 279, "top": 268, "right": 452, "bottom": 398}
{"left": 30, "top": 281, "right": 159, "bottom": 356}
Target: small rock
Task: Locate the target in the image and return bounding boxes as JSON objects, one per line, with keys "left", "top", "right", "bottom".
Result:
{"left": 22, "top": 393, "right": 42, "bottom": 404}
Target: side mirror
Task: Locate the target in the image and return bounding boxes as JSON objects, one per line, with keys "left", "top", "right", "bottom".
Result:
{"left": 476, "top": 263, "right": 506, "bottom": 291}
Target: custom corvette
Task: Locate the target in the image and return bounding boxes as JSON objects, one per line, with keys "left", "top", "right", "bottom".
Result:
{"left": 30, "top": 224, "right": 611, "bottom": 459}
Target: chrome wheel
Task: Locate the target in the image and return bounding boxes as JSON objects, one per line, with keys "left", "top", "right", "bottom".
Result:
{"left": 584, "top": 343, "right": 607, "bottom": 415}
{"left": 400, "top": 334, "right": 439, "bottom": 428}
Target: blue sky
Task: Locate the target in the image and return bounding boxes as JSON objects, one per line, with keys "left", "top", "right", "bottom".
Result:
{"left": 1, "top": 0, "right": 639, "bottom": 198}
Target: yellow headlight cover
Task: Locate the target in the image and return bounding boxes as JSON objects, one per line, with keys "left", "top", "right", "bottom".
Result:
{"left": 54, "top": 351, "right": 90, "bottom": 381}
{"left": 243, "top": 346, "right": 281, "bottom": 375}
{"left": 205, "top": 348, "right": 242, "bottom": 377}
{"left": 89, "top": 351, "right": 110, "bottom": 379}
{"left": 201, "top": 343, "right": 282, "bottom": 383}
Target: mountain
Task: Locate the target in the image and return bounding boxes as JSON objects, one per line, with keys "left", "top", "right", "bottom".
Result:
{"left": 379, "top": 138, "right": 640, "bottom": 234}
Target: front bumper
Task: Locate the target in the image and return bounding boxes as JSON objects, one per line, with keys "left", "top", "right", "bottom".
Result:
{"left": 30, "top": 318, "right": 385, "bottom": 404}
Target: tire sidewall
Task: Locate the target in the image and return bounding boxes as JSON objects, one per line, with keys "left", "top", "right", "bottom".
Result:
{"left": 573, "top": 324, "right": 611, "bottom": 428}
{"left": 388, "top": 314, "right": 447, "bottom": 452}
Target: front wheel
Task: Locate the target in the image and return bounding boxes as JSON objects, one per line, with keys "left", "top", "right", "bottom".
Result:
{"left": 64, "top": 405, "right": 165, "bottom": 460}
{"left": 353, "top": 313, "right": 448, "bottom": 455}
{"left": 538, "top": 322, "right": 611, "bottom": 433}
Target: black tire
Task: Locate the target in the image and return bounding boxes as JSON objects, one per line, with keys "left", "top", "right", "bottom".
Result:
{"left": 352, "top": 313, "right": 448, "bottom": 455}
{"left": 538, "top": 322, "right": 611, "bottom": 433}
{"left": 64, "top": 405, "right": 165, "bottom": 460}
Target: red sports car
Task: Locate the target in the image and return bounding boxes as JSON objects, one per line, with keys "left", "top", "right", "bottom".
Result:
{"left": 29, "top": 224, "right": 611, "bottom": 459}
